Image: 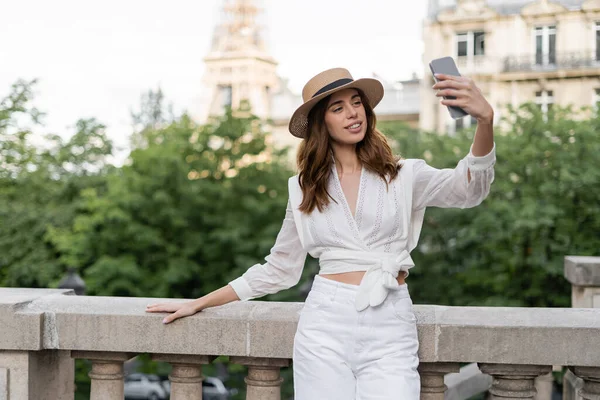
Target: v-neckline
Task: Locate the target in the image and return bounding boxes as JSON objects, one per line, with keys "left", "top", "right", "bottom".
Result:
{"left": 331, "top": 160, "right": 370, "bottom": 251}
{"left": 332, "top": 161, "right": 364, "bottom": 221}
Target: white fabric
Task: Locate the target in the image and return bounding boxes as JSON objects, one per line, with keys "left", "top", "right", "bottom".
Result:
{"left": 228, "top": 143, "right": 496, "bottom": 307}
{"left": 319, "top": 250, "right": 415, "bottom": 311}
{"left": 293, "top": 274, "right": 420, "bottom": 399}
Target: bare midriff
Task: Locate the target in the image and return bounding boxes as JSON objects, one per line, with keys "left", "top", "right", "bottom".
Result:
{"left": 319, "top": 270, "right": 407, "bottom": 286}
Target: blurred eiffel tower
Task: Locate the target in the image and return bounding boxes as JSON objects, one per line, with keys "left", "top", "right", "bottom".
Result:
{"left": 200, "top": 0, "right": 279, "bottom": 123}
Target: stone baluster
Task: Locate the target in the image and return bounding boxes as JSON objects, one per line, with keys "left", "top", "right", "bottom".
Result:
{"left": 71, "top": 351, "right": 133, "bottom": 400}
{"left": 479, "top": 364, "right": 552, "bottom": 399}
{"left": 534, "top": 371, "right": 554, "bottom": 400}
{"left": 571, "top": 367, "right": 600, "bottom": 400}
{"left": 151, "top": 354, "right": 215, "bottom": 400}
{"left": 418, "top": 362, "right": 461, "bottom": 400}
{"left": 230, "top": 357, "right": 290, "bottom": 400}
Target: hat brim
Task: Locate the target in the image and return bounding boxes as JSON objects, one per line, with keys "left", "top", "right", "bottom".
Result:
{"left": 288, "top": 78, "right": 384, "bottom": 138}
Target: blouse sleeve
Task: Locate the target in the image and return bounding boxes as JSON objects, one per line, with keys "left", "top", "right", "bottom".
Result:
{"left": 412, "top": 142, "right": 496, "bottom": 211}
{"left": 227, "top": 199, "right": 307, "bottom": 301}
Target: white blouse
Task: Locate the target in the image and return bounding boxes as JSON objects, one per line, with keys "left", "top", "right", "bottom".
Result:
{"left": 229, "top": 143, "right": 496, "bottom": 310}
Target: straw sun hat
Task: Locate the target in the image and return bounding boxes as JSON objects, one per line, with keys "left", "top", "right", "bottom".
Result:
{"left": 288, "top": 68, "right": 384, "bottom": 138}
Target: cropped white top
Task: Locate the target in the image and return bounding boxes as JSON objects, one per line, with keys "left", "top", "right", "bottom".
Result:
{"left": 228, "top": 143, "right": 496, "bottom": 310}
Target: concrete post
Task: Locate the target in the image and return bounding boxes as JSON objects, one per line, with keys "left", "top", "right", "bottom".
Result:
{"left": 230, "top": 357, "right": 290, "bottom": 400}
{"left": 564, "top": 256, "right": 600, "bottom": 308}
{"left": 534, "top": 371, "right": 554, "bottom": 400}
{"left": 564, "top": 255, "right": 600, "bottom": 398}
{"left": 151, "top": 354, "right": 215, "bottom": 400}
{"left": 0, "top": 350, "right": 74, "bottom": 400}
{"left": 418, "top": 362, "right": 460, "bottom": 400}
{"left": 479, "top": 364, "right": 552, "bottom": 399}
{"left": 571, "top": 367, "right": 600, "bottom": 400}
{"left": 72, "top": 351, "right": 132, "bottom": 400}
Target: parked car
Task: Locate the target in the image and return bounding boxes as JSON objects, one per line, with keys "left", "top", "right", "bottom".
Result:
{"left": 124, "top": 373, "right": 168, "bottom": 400}
{"left": 125, "top": 372, "right": 237, "bottom": 400}
{"left": 203, "top": 376, "right": 238, "bottom": 400}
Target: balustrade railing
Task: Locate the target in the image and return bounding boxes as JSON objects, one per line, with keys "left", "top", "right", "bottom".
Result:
{"left": 1, "top": 256, "right": 600, "bottom": 399}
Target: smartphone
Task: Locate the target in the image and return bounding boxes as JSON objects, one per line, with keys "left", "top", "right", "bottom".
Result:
{"left": 429, "top": 56, "right": 469, "bottom": 119}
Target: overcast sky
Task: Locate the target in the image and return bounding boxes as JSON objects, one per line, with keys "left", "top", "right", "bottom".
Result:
{"left": 0, "top": 0, "right": 428, "bottom": 156}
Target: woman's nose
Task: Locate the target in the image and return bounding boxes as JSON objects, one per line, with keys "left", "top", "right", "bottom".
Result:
{"left": 346, "top": 106, "right": 358, "bottom": 118}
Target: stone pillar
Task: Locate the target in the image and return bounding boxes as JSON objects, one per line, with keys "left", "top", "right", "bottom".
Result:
{"left": 418, "top": 362, "right": 461, "bottom": 400}
{"left": 230, "top": 357, "right": 290, "bottom": 400}
{"left": 571, "top": 367, "right": 600, "bottom": 400}
{"left": 0, "top": 350, "right": 74, "bottom": 400}
{"left": 564, "top": 256, "right": 600, "bottom": 308}
{"left": 563, "top": 369, "right": 585, "bottom": 400}
{"left": 479, "top": 364, "right": 552, "bottom": 399}
{"left": 151, "top": 354, "right": 215, "bottom": 400}
{"left": 563, "top": 256, "right": 600, "bottom": 397}
{"left": 0, "top": 366, "right": 7, "bottom": 400}
{"left": 534, "top": 371, "right": 554, "bottom": 400}
{"left": 72, "top": 351, "right": 132, "bottom": 400}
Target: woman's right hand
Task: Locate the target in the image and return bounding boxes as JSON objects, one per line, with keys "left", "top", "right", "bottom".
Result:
{"left": 145, "top": 301, "right": 201, "bottom": 324}
{"left": 146, "top": 284, "right": 241, "bottom": 324}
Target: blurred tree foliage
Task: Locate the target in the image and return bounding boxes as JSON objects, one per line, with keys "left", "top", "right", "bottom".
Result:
{"left": 1, "top": 80, "right": 599, "bottom": 399}
{"left": 0, "top": 80, "right": 113, "bottom": 289}
{"left": 46, "top": 106, "right": 298, "bottom": 301}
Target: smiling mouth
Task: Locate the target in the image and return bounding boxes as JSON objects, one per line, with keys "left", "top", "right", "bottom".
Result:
{"left": 346, "top": 122, "right": 362, "bottom": 129}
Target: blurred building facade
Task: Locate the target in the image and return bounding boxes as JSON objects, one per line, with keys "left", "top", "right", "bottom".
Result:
{"left": 200, "top": 0, "right": 420, "bottom": 159}
{"left": 421, "top": 0, "right": 600, "bottom": 134}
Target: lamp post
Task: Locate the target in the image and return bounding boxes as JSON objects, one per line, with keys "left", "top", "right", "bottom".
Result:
{"left": 58, "top": 267, "right": 86, "bottom": 295}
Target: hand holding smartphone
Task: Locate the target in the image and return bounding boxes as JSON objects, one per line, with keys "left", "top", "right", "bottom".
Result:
{"left": 429, "top": 56, "right": 469, "bottom": 119}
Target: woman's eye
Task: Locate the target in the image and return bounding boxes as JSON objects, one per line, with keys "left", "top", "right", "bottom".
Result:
{"left": 333, "top": 107, "right": 342, "bottom": 112}
{"left": 354, "top": 101, "right": 362, "bottom": 106}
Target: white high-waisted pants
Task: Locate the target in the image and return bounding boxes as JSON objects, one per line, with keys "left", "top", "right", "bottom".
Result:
{"left": 293, "top": 274, "right": 420, "bottom": 400}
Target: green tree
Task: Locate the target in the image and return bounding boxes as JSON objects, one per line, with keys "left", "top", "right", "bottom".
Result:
{"left": 0, "top": 81, "right": 113, "bottom": 288}
{"left": 48, "top": 107, "right": 300, "bottom": 300}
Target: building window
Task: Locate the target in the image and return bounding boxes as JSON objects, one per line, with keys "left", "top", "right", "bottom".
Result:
{"left": 594, "top": 88, "right": 600, "bottom": 108}
{"left": 535, "top": 90, "right": 554, "bottom": 115}
{"left": 455, "top": 117, "right": 465, "bottom": 131}
{"left": 220, "top": 85, "right": 232, "bottom": 108}
{"left": 448, "top": 116, "right": 477, "bottom": 134}
{"left": 456, "top": 31, "right": 485, "bottom": 59}
{"left": 454, "top": 115, "right": 478, "bottom": 132}
{"left": 534, "top": 26, "right": 556, "bottom": 66}
{"left": 595, "top": 22, "right": 600, "bottom": 61}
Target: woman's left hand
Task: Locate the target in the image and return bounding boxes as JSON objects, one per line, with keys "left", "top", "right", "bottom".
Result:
{"left": 433, "top": 74, "right": 494, "bottom": 124}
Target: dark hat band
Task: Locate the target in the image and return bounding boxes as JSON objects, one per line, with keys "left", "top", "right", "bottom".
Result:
{"left": 311, "top": 78, "right": 353, "bottom": 98}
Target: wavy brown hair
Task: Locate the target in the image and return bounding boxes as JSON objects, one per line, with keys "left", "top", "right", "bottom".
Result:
{"left": 297, "top": 89, "right": 402, "bottom": 214}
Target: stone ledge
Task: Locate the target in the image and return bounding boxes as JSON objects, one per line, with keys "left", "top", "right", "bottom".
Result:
{"left": 1, "top": 288, "right": 600, "bottom": 366}
{"left": 0, "top": 289, "right": 73, "bottom": 350}
{"left": 564, "top": 256, "right": 600, "bottom": 286}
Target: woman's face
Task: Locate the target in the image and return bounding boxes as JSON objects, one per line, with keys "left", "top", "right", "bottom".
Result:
{"left": 324, "top": 88, "right": 367, "bottom": 145}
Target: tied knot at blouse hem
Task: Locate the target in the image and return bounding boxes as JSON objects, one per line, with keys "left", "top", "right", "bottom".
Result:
{"left": 319, "top": 249, "right": 414, "bottom": 311}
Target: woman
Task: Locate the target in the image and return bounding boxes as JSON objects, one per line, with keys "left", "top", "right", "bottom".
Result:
{"left": 146, "top": 67, "right": 496, "bottom": 399}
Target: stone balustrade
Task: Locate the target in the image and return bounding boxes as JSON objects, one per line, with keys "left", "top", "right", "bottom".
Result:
{"left": 1, "top": 286, "right": 600, "bottom": 400}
